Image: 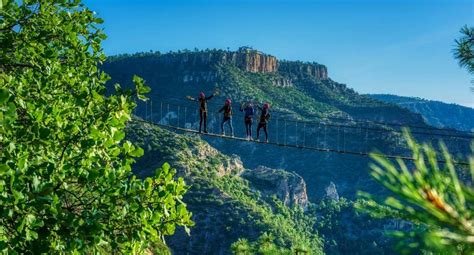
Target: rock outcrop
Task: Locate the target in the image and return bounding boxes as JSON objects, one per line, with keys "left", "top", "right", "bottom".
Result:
{"left": 279, "top": 60, "right": 328, "bottom": 80}
{"left": 241, "top": 166, "right": 309, "bottom": 209}
{"left": 232, "top": 48, "right": 278, "bottom": 73}
{"left": 325, "top": 181, "right": 339, "bottom": 201}
{"left": 104, "top": 48, "right": 330, "bottom": 84}
{"left": 155, "top": 47, "right": 278, "bottom": 74}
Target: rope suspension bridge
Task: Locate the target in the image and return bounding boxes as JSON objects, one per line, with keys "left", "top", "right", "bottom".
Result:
{"left": 134, "top": 98, "right": 473, "bottom": 166}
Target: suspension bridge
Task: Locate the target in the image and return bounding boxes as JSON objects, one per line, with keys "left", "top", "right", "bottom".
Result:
{"left": 134, "top": 98, "right": 473, "bottom": 166}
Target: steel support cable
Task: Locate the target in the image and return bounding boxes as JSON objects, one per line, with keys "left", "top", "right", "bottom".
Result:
{"left": 150, "top": 100, "right": 153, "bottom": 123}
{"left": 133, "top": 118, "right": 470, "bottom": 166}
{"left": 150, "top": 101, "right": 471, "bottom": 164}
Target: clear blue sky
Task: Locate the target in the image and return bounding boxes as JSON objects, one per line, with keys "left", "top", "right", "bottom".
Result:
{"left": 84, "top": 0, "right": 474, "bottom": 108}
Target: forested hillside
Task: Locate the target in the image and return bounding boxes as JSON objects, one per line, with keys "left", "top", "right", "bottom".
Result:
{"left": 127, "top": 120, "right": 324, "bottom": 254}
{"left": 369, "top": 94, "right": 474, "bottom": 132}
{"left": 127, "top": 120, "right": 399, "bottom": 254}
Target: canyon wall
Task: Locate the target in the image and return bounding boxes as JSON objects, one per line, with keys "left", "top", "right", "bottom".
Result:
{"left": 140, "top": 48, "right": 327, "bottom": 79}
{"left": 155, "top": 48, "right": 278, "bottom": 73}
{"left": 279, "top": 61, "right": 328, "bottom": 80}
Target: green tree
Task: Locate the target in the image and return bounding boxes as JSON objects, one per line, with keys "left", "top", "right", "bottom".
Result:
{"left": 231, "top": 238, "right": 252, "bottom": 255}
{"left": 357, "top": 131, "right": 474, "bottom": 254}
{"left": 0, "top": 0, "right": 193, "bottom": 253}
{"left": 231, "top": 232, "right": 294, "bottom": 255}
{"left": 453, "top": 25, "right": 474, "bottom": 89}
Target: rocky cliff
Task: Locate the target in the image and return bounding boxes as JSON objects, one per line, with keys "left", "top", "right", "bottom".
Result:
{"left": 152, "top": 48, "right": 278, "bottom": 73}
{"left": 279, "top": 60, "right": 328, "bottom": 80}
{"left": 105, "top": 48, "right": 330, "bottom": 85}
{"left": 241, "top": 166, "right": 309, "bottom": 209}
{"left": 232, "top": 48, "right": 278, "bottom": 73}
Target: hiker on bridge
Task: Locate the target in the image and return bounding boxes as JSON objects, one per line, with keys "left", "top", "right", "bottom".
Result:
{"left": 256, "top": 103, "right": 271, "bottom": 143}
{"left": 240, "top": 101, "right": 255, "bottom": 140}
{"left": 187, "top": 90, "right": 217, "bottom": 133}
{"left": 218, "top": 98, "right": 234, "bottom": 136}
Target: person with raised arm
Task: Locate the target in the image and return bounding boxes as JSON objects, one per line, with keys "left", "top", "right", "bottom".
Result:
{"left": 186, "top": 89, "right": 218, "bottom": 133}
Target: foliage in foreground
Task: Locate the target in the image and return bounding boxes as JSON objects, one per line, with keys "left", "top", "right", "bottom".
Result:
{"left": 0, "top": 0, "right": 192, "bottom": 253}
{"left": 454, "top": 26, "right": 474, "bottom": 78}
{"left": 357, "top": 131, "right": 474, "bottom": 254}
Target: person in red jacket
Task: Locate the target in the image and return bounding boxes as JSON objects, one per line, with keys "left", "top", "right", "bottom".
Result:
{"left": 256, "top": 103, "right": 270, "bottom": 143}
{"left": 218, "top": 98, "right": 234, "bottom": 136}
{"left": 187, "top": 91, "right": 216, "bottom": 133}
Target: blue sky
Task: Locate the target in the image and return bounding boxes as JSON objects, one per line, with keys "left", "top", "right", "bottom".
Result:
{"left": 85, "top": 0, "right": 474, "bottom": 107}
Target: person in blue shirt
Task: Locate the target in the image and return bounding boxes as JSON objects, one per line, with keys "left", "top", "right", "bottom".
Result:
{"left": 240, "top": 101, "right": 255, "bottom": 140}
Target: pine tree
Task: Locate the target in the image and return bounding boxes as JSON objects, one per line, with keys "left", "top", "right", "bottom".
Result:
{"left": 357, "top": 131, "right": 474, "bottom": 254}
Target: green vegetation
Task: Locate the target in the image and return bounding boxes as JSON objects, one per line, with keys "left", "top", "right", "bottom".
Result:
{"left": 231, "top": 232, "right": 294, "bottom": 254}
{"left": 104, "top": 49, "right": 423, "bottom": 124}
{"left": 454, "top": 25, "right": 474, "bottom": 86}
{"left": 0, "top": 1, "right": 192, "bottom": 253}
{"left": 102, "top": 47, "right": 439, "bottom": 254}
{"left": 127, "top": 122, "right": 323, "bottom": 254}
{"left": 216, "top": 64, "right": 338, "bottom": 119}
{"left": 358, "top": 131, "right": 474, "bottom": 254}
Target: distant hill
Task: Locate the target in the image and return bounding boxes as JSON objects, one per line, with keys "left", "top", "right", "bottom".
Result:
{"left": 368, "top": 94, "right": 474, "bottom": 132}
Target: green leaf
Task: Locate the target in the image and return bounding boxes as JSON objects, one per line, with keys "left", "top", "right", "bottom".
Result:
{"left": 130, "top": 147, "right": 144, "bottom": 157}
{"left": 0, "top": 88, "right": 9, "bottom": 104}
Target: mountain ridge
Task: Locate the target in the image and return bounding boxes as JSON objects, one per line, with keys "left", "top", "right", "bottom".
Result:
{"left": 368, "top": 94, "right": 474, "bottom": 132}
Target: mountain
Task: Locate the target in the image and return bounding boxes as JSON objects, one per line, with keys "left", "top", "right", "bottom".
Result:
{"left": 104, "top": 48, "right": 427, "bottom": 125}
{"left": 102, "top": 48, "right": 436, "bottom": 200}
{"left": 102, "top": 48, "right": 471, "bottom": 254}
{"left": 368, "top": 94, "right": 474, "bottom": 132}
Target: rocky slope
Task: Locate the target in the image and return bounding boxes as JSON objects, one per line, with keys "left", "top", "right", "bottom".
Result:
{"left": 241, "top": 166, "right": 309, "bottom": 209}
{"left": 126, "top": 120, "right": 322, "bottom": 254}
{"left": 368, "top": 94, "right": 474, "bottom": 132}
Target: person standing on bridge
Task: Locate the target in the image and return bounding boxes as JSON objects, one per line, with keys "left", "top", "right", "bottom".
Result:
{"left": 256, "top": 103, "right": 271, "bottom": 143}
{"left": 240, "top": 101, "right": 255, "bottom": 140}
{"left": 186, "top": 90, "right": 217, "bottom": 133}
{"left": 218, "top": 98, "right": 234, "bottom": 137}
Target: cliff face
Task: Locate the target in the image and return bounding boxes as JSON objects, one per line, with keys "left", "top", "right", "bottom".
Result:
{"left": 279, "top": 61, "right": 328, "bottom": 80}
{"left": 155, "top": 49, "right": 278, "bottom": 73}
{"left": 104, "top": 48, "right": 330, "bottom": 88}
{"left": 233, "top": 50, "right": 277, "bottom": 73}
{"left": 241, "top": 166, "right": 309, "bottom": 209}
